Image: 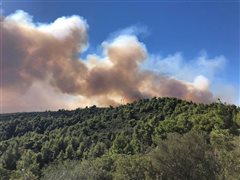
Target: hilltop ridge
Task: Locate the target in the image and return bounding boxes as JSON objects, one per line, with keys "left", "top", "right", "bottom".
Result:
{"left": 0, "top": 97, "right": 240, "bottom": 179}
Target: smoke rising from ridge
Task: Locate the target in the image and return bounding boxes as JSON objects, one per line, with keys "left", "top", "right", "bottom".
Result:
{"left": 0, "top": 10, "right": 225, "bottom": 112}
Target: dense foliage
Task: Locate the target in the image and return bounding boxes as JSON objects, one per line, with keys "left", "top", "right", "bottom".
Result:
{"left": 0, "top": 97, "right": 239, "bottom": 179}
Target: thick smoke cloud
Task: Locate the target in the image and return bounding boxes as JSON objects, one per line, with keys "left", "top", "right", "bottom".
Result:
{"left": 1, "top": 10, "right": 217, "bottom": 112}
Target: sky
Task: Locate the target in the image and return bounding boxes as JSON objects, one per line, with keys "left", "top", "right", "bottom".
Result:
{"left": 1, "top": 1, "right": 239, "bottom": 112}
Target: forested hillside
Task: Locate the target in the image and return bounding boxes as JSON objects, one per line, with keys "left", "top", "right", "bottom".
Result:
{"left": 0, "top": 97, "right": 240, "bottom": 180}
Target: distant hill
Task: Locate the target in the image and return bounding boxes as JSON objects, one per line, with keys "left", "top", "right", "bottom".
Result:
{"left": 0, "top": 97, "right": 240, "bottom": 180}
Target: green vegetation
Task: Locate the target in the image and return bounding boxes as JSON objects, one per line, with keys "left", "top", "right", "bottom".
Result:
{"left": 0, "top": 97, "right": 239, "bottom": 179}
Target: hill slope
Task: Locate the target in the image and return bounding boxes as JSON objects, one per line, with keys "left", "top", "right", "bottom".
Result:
{"left": 0, "top": 97, "right": 240, "bottom": 179}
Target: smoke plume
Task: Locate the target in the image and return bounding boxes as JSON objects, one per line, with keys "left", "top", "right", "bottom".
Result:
{"left": 1, "top": 10, "right": 218, "bottom": 112}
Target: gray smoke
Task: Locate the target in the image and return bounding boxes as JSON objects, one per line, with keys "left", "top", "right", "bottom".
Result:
{"left": 1, "top": 10, "right": 216, "bottom": 112}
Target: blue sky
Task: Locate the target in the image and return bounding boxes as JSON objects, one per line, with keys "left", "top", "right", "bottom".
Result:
{"left": 2, "top": 1, "right": 240, "bottom": 107}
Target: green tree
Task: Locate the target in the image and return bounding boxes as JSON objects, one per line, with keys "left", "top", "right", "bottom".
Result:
{"left": 151, "top": 132, "right": 219, "bottom": 180}
{"left": 110, "top": 133, "right": 128, "bottom": 154}
{"left": 16, "top": 150, "right": 40, "bottom": 178}
{"left": 65, "top": 144, "right": 75, "bottom": 159}
{"left": 113, "top": 155, "right": 154, "bottom": 180}
{"left": 1, "top": 147, "right": 18, "bottom": 170}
